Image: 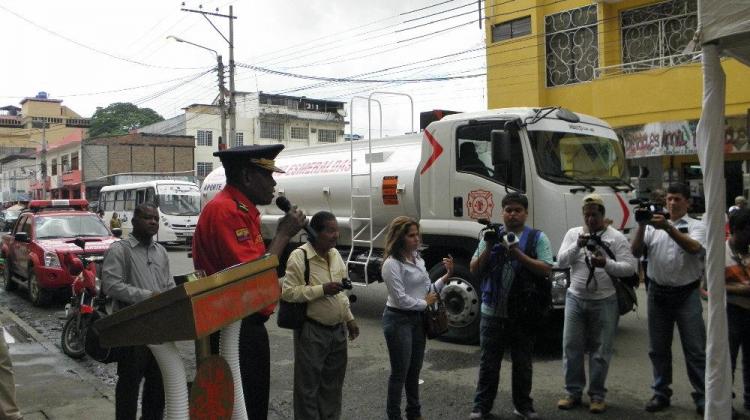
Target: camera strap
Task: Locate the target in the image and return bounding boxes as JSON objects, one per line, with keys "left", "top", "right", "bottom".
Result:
{"left": 584, "top": 232, "right": 605, "bottom": 290}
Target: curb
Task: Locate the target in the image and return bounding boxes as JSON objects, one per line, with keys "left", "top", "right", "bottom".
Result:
{"left": 0, "top": 306, "right": 115, "bottom": 400}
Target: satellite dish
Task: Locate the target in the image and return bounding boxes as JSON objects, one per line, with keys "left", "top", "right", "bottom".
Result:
{"left": 337, "top": 108, "right": 348, "bottom": 117}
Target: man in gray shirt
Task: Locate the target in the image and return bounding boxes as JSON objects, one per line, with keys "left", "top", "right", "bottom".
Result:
{"left": 102, "top": 202, "right": 175, "bottom": 420}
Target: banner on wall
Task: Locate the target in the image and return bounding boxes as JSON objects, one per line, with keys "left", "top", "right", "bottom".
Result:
{"left": 618, "top": 115, "right": 748, "bottom": 158}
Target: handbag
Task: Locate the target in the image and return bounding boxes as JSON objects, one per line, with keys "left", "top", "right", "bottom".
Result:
{"left": 612, "top": 277, "right": 638, "bottom": 315}
{"left": 423, "top": 285, "right": 449, "bottom": 339}
{"left": 277, "top": 248, "right": 310, "bottom": 330}
{"left": 595, "top": 239, "right": 639, "bottom": 316}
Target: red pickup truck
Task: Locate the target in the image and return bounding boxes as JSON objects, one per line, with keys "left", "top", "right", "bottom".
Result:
{"left": 0, "top": 199, "right": 119, "bottom": 306}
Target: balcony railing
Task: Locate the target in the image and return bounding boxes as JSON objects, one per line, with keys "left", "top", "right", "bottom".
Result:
{"left": 594, "top": 51, "right": 701, "bottom": 78}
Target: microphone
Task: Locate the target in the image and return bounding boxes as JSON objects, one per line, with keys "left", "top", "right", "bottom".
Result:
{"left": 275, "top": 196, "right": 317, "bottom": 243}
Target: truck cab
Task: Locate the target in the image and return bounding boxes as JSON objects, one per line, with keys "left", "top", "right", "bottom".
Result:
{"left": 0, "top": 199, "right": 119, "bottom": 306}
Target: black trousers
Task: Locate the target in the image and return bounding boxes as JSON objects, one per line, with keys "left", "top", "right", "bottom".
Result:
{"left": 115, "top": 346, "right": 164, "bottom": 420}
{"left": 211, "top": 313, "right": 270, "bottom": 420}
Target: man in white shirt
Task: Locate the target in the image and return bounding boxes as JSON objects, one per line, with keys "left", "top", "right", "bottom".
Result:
{"left": 556, "top": 193, "right": 637, "bottom": 414}
{"left": 631, "top": 182, "right": 706, "bottom": 415}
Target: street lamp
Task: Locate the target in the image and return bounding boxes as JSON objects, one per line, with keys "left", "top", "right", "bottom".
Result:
{"left": 167, "top": 35, "right": 227, "bottom": 150}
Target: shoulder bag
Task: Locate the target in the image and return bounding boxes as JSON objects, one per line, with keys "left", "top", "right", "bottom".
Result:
{"left": 424, "top": 284, "right": 449, "bottom": 339}
{"left": 597, "top": 239, "right": 639, "bottom": 315}
{"left": 277, "top": 248, "right": 310, "bottom": 330}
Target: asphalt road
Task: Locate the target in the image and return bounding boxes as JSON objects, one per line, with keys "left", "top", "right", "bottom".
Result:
{"left": 1, "top": 245, "right": 746, "bottom": 420}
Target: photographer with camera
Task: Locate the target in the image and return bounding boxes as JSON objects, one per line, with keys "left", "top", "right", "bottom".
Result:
{"left": 281, "top": 211, "right": 359, "bottom": 420}
{"left": 631, "top": 182, "right": 706, "bottom": 415}
{"left": 556, "top": 194, "right": 636, "bottom": 414}
{"left": 468, "top": 193, "right": 553, "bottom": 420}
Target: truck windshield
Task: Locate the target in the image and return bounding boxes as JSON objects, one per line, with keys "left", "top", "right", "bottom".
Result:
{"left": 158, "top": 194, "right": 200, "bottom": 216}
{"left": 528, "top": 130, "right": 627, "bottom": 183}
{"left": 36, "top": 215, "right": 111, "bottom": 239}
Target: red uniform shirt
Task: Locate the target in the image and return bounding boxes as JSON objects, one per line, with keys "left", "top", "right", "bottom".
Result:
{"left": 193, "top": 184, "right": 275, "bottom": 316}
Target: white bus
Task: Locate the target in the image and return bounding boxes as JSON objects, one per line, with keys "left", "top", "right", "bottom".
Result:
{"left": 99, "top": 180, "right": 200, "bottom": 244}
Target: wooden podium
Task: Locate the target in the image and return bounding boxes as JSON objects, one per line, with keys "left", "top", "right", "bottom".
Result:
{"left": 94, "top": 254, "right": 281, "bottom": 420}
{"left": 95, "top": 255, "right": 280, "bottom": 347}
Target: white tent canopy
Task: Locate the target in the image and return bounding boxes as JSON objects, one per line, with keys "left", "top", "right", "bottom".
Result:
{"left": 696, "top": 1, "right": 750, "bottom": 419}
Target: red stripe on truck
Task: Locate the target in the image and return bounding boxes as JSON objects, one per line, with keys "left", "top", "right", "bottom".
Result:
{"left": 615, "top": 193, "right": 630, "bottom": 230}
{"left": 419, "top": 130, "right": 443, "bottom": 175}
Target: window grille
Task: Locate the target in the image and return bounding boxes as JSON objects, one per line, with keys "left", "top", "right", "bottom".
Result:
{"left": 291, "top": 127, "right": 309, "bottom": 140}
{"left": 621, "top": 0, "right": 698, "bottom": 72}
{"left": 318, "top": 129, "right": 337, "bottom": 143}
{"left": 260, "top": 121, "right": 284, "bottom": 141}
{"left": 545, "top": 5, "right": 598, "bottom": 87}
{"left": 197, "top": 130, "right": 213, "bottom": 146}
{"left": 197, "top": 162, "right": 213, "bottom": 178}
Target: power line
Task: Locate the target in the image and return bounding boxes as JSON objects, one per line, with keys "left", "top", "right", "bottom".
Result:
{"left": 0, "top": 4, "right": 204, "bottom": 70}
{"left": 235, "top": 63, "right": 484, "bottom": 83}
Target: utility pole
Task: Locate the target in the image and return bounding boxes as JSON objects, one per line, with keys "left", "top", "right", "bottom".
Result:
{"left": 181, "top": 5, "right": 237, "bottom": 150}
{"left": 33, "top": 120, "right": 48, "bottom": 200}
{"left": 217, "top": 54, "right": 227, "bottom": 149}
{"left": 228, "top": 5, "right": 236, "bottom": 149}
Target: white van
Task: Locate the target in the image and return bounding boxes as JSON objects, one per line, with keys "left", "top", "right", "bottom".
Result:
{"left": 99, "top": 180, "right": 200, "bottom": 244}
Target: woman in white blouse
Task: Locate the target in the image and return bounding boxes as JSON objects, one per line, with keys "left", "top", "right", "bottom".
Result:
{"left": 381, "top": 216, "right": 453, "bottom": 420}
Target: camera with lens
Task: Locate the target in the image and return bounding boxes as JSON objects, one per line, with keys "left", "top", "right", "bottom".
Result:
{"left": 579, "top": 233, "right": 600, "bottom": 252}
{"left": 477, "top": 218, "right": 519, "bottom": 247}
{"left": 341, "top": 278, "right": 353, "bottom": 290}
{"left": 629, "top": 198, "right": 670, "bottom": 223}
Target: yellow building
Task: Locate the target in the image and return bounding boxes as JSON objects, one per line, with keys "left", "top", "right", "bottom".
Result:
{"left": 485, "top": 0, "right": 750, "bottom": 209}
{"left": 0, "top": 92, "right": 89, "bottom": 156}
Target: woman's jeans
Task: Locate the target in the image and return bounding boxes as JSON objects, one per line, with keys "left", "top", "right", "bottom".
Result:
{"left": 383, "top": 308, "right": 426, "bottom": 420}
{"left": 562, "top": 292, "right": 619, "bottom": 402}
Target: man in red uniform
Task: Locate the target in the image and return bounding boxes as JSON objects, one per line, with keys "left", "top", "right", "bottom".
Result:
{"left": 193, "top": 144, "right": 305, "bottom": 420}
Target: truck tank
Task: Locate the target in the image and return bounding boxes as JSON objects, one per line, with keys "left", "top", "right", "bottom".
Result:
{"left": 201, "top": 134, "right": 423, "bottom": 246}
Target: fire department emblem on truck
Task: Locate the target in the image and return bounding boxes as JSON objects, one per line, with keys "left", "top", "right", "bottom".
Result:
{"left": 467, "top": 190, "right": 494, "bottom": 220}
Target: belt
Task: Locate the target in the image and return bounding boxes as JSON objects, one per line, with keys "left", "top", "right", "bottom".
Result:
{"left": 305, "top": 317, "right": 343, "bottom": 330}
{"left": 386, "top": 306, "right": 422, "bottom": 315}
{"left": 651, "top": 279, "right": 700, "bottom": 292}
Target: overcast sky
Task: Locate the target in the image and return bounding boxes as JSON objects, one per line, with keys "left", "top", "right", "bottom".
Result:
{"left": 0, "top": 0, "right": 487, "bottom": 136}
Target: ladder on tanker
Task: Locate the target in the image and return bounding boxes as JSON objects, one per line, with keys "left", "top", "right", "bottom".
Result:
{"left": 346, "top": 93, "right": 414, "bottom": 285}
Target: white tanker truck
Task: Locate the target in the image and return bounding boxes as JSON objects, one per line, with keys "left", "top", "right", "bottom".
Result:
{"left": 200, "top": 107, "right": 636, "bottom": 343}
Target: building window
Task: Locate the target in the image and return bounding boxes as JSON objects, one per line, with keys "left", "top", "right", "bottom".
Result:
{"left": 71, "top": 152, "right": 79, "bottom": 171}
{"left": 621, "top": 0, "right": 698, "bottom": 72}
{"left": 491, "top": 16, "right": 531, "bottom": 42}
{"left": 197, "top": 130, "right": 213, "bottom": 146}
{"left": 197, "top": 162, "right": 213, "bottom": 178}
{"left": 51, "top": 158, "right": 57, "bottom": 176}
{"left": 235, "top": 132, "right": 244, "bottom": 147}
{"left": 318, "top": 129, "right": 337, "bottom": 143}
{"left": 545, "top": 5, "right": 598, "bottom": 87}
{"left": 291, "top": 127, "right": 309, "bottom": 140}
{"left": 61, "top": 155, "right": 70, "bottom": 173}
{"left": 260, "top": 121, "right": 284, "bottom": 141}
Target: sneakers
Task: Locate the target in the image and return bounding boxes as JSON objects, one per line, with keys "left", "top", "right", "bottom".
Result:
{"left": 557, "top": 396, "right": 582, "bottom": 410}
{"left": 468, "top": 411, "right": 486, "bottom": 419}
{"left": 589, "top": 400, "right": 607, "bottom": 414}
{"left": 644, "top": 395, "right": 670, "bottom": 412}
{"left": 513, "top": 407, "right": 540, "bottom": 419}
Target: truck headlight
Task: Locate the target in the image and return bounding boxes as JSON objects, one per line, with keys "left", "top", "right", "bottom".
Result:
{"left": 44, "top": 251, "right": 61, "bottom": 268}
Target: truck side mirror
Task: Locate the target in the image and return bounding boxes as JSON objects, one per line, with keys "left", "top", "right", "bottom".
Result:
{"left": 111, "top": 228, "right": 123, "bottom": 238}
{"left": 491, "top": 130, "right": 513, "bottom": 166}
{"left": 14, "top": 232, "right": 28, "bottom": 243}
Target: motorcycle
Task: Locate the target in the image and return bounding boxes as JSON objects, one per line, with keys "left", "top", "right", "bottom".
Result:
{"left": 60, "top": 252, "right": 106, "bottom": 359}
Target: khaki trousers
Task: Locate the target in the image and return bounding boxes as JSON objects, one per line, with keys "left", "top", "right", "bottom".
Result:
{"left": 0, "top": 327, "right": 22, "bottom": 420}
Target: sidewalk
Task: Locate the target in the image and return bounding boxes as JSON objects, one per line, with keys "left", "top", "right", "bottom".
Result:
{"left": 0, "top": 307, "right": 114, "bottom": 419}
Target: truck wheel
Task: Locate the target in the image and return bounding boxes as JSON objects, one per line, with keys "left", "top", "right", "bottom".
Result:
{"left": 2, "top": 258, "right": 17, "bottom": 291}
{"left": 61, "top": 316, "right": 87, "bottom": 359}
{"left": 429, "top": 262, "right": 480, "bottom": 344}
{"left": 28, "top": 269, "right": 52, "bottom": 307}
